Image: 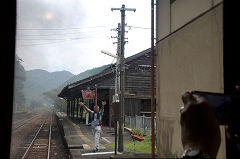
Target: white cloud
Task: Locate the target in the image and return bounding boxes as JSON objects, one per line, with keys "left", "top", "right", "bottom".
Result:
{"left": 16, "top": 0, "right": 151, "bottom": 75}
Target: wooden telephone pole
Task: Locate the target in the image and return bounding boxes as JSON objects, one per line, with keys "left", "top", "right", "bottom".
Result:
{"left": 111, "top": 4, "right": 136, "bottom": 153}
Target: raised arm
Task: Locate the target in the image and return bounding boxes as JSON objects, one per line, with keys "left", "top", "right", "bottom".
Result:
{"left": 79, "top": 102, "right": 91, "bottom": 113}
{"left": 101, "top": 101, "right": 107, "bottom": 110}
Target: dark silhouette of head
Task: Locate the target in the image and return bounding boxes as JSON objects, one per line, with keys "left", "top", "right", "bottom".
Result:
{"left": 94, "top": 105, "right": 99, "bottom": 113}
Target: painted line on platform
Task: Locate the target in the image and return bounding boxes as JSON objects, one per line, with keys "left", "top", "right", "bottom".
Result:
{"left": 82, "top": 144, "right": 90, "bottom": 149}
{"left": 65, "top": 117, "right": 106, "bottom": 150}
{"left": 65, "top": 118, "right": 93, "bottom": 149}
{"left": 101, "top": 137, "right": 111, "bottom": 143}
{"left": 82, "top": 151, "right": 115, "bottom": 156}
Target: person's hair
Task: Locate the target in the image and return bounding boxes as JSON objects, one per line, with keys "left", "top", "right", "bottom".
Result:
{"left": 94, "top": 105, "right": 99, "bottom": 109}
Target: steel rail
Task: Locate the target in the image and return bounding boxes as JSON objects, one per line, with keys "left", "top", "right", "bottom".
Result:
{"left": 21, "top": 121, "right": 45, "bottom": 159}
{"left": 47, "top": 114, "right": 52, "bottom": 159}
{"left": 12, "top": 115, "right": 40, "bottom": 132}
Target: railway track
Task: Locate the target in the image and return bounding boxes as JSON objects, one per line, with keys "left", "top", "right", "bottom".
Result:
{"left": 11, "top": 112, "right": 53, "bottom": 159}
{"left": 12, "top": 115, "right": 40, "bottom": 133}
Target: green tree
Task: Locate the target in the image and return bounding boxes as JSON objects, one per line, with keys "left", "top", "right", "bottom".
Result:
{"left": 13, "top": 55, "right": 26, "bottom": 111}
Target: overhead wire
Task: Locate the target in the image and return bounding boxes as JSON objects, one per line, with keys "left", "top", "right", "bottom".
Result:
{"left": 17, "top": 28, "right": 112, "bottom": 37}
{"left": 17, "top": 25, "right": 150, "bottom": 37}
{"left": 17, "top": 25, "right": 151, "bottom": 47}
{"left": 127, "top": 25, "right": 151, "bottom": 30}
{"left": 18, "top": 35, "right": 109, "bottom": 47}
{"left": 18, "top": 40, "right": 67, "bottom": 47}
{"left": 17, "top": 28, "right": 111, "bottom": 47}
{"left": 17, "top": 25, "right": 114, "bottom": 30}
{"left": 16, "top": 30, "right": 110, "bottom": 40}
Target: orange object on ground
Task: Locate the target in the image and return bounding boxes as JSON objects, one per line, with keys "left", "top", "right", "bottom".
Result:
{"left": 131, "top": 134, "right": 144, "bottom": 141}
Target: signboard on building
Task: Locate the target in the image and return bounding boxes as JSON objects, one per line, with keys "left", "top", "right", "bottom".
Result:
{"left": 82, "top": 90, "right": 95, "bottom": 99}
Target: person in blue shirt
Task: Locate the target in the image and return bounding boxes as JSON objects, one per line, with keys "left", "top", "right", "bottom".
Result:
{"left": 79, "top": 101, "right": 106, "bottom": 152}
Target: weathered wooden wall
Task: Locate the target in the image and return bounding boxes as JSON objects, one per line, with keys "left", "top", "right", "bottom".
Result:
{"left": 125, "top": 53, "right": 152, "bottom": 98}
{"left": 60, "top": 49, "right": 154, "bottom": 117}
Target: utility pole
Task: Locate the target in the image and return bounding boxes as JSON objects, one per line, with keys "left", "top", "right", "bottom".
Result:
{"left": 110, "top": 23, "right": 121, "bottom": 155}
{"left": 111, "top": 4, "right": 136, "bottom": 153}
{"left": 111, "top": 23, "right": 121, "bottom": 102}
{"left": 101, "top": 23, "right": 120, "bottom": 154}
{"left": 150, "top": 0, "right": 155, "bottom": 158}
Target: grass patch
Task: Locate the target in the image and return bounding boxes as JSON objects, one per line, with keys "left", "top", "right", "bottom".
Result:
{"left": 107, "top": 143, "right": 114, "bottom": 147}
{"left": 107, "top": 136, "right": 155, "bottom": 153}
{"left": 132, "top": 128, "right": 144, "bottom": 137}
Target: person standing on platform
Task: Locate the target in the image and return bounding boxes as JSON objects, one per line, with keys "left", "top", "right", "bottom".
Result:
{"left": 79, "top": 100, "right": 106, "bottom": 152}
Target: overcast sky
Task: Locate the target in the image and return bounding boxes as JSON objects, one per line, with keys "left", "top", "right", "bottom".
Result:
{"left": 16, "top": 0, "right": 151, "bottom": 75}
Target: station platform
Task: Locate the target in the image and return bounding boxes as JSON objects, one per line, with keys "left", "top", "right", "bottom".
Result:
{"left": 55, "top": 111, "right": 153, "bottom": 159}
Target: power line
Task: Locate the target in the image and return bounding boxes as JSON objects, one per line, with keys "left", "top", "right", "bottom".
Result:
{"left": 16, "top": 25, "right": 150, "bottom": 46}
{"left": 17, "top": 25, "right": 114, "bottom": 30}
{"left": 18, "top": 40, "right": 67, "bottom": 47}
{"left": 17, "top": 29, "right": 111, "bottom": 37}
{"left": 17, "top": 33, "right": 109, "bottom": 40}
{"left": 17, "top": 38, "right": 70, "bottom": 40}
{"left": 17, "top": 37, "right": 102, "bottom": 41}
{"left": 17, "top": 29, "right": 111, "bottom": 41}
{"left": 127, "top": 25, "right": 151, "bottom": 29}
{"left": 17, "top": 25, "right": 150, "bottom": 39}
{"left": 17, "top": 35, "right": 108, "bottom": 47}
{"left": 17, "top": 25, "right": 150, "bottom": 37}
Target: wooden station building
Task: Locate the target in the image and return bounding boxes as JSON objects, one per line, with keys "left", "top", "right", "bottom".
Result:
{"left": 58, "top": 48, "right": 155, "bottom": 126}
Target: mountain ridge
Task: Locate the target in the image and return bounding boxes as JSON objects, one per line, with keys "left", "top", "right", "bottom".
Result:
{"left": 57, "top": 64, "right": 111, "bottom": 90}
{"left": 22, "top": 64, "right": 111, "bottom": 107}
{"left": 23, "top": 69, "right": 74, "bottom": 106}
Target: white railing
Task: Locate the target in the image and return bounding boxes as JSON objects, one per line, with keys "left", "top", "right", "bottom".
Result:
{"left": 124, "top": 114, "right": 156, "bottom": 135}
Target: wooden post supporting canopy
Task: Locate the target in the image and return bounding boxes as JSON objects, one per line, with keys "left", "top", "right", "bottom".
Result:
{"left": 77, "top": 98, "right": 79, "bottom": 119}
